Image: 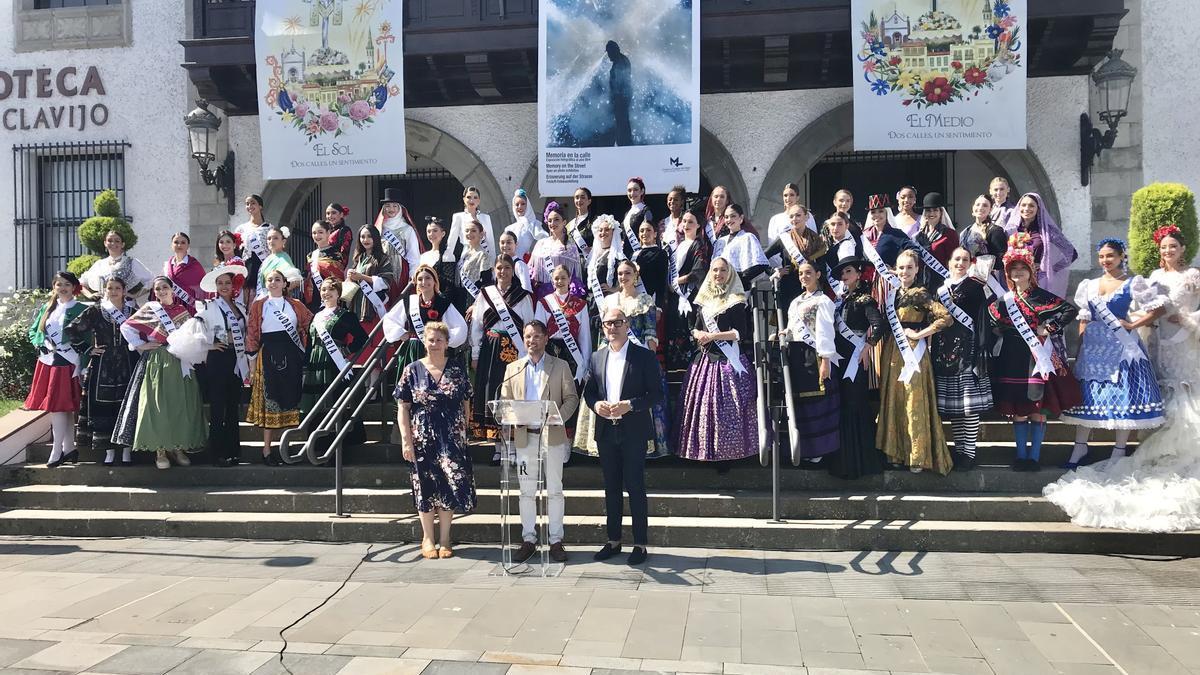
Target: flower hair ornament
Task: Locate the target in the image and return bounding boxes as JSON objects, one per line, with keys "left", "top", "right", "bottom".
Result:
{"left": 278, "top": 226, "right": 291, "bottom": 239}
{"left": 231, "top": 232, "right": 243, "bottom": 246}
{"left": 1007, "top": 231, "right": 1032, "bottom": 250}
{"left": 1153, "top": 224, "right": 1183, "bottom": 244}
{"left": 340, "top": 206, "right": 350, "bottom": 216}
{"left": 1096, "top": 237, "right": 1127, "bottom": 254}
{"left": 513, "top": 188, "right": 528, "bottom": 200}
{"left": 543, "top": 200, "right": 562, "bottom": 223}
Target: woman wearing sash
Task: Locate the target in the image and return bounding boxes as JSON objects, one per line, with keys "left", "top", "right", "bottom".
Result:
{"left": 1060, "top": 238, "right": 1166, "bottom": 468}
{"left": 666, "top": 209, "right": 711, "bottom": 373}
{"left": 234, "top": 194, "right": 271, "bottom": 303}
{"left": 257, "top": 226, "right": 296, "bottom": 299}
{"left": 914, "top": 192, "right": 959, "bottom": 269}
{"left": 114, "top": 276, "right": 205, "bottom": 470}
{"left": 246, "top": 265, "right": 313, "bottom": 466}
{"left": 302, "top": 279, "right": 369, "bottom": 415}
{"left": 705, "top": 185, "right": 729, "bottom": 243}
{"left": 324, "top": 202, "right": 355, "bottom": 262}
{"left": 27, "top": 271, "right": 87, "bottom": 468}
{"left": 767, "top": 183, "right": 806, "bottom": 267}
{"left": 961, "top": 194, "right": 1008, "bottom": 261}
{"left": 631, "top": 218, "right": 670, "bottom": 308}
{"left": 894, "top": 186, "right": 919, "bottom": 235}
{"left": 676, "top": 257, "right": 758, "bottom": 469}
{"left": 569, "top": 186, "right": 596, "bottom": 259}
{"left": 831, "top": 189, "right": 862, "bottom": 236}
{"left": 987, "top": 241, "right": 1081, "bottom": 471}
{"left": 449, "top": 186, "right": 498, "bottom": 263}
{"left": 80, "top": 229, "right": 153, "bottom": 301}
{"left": 346, "top": 224, "right": 395, "bottom": 367}
{"left": 504, "top": 188, "right": 546, "bottom": 262}
{"left": 584, "top": 216, "right": 621, "bottom": 343}
{"left": 712, "top": 204, "right": 769, "bottom": 290}
{"left": 621, "top": 177, "right": 653, "bottom": 259}
{"left": 163, "top": 232, "right": 205, "bottom": 312}
{"left": 376, "top": 188, "right": 423, "bottom": 296}
{"left": 828, "top": 254, "right": 886, "bottom": 479}
{"left": 877, "top": 250, "right": 954, "bottom": 474}
{"left": 661, "top": 185, "right": 688, "bottom": 247}
{"left": 778, "top": 260, "right": 841, "bottom": 465}
{"left": 303, "top": 220, "right": 348, "bottom": 313}
{"left": 418, "top": 217, "right": 461, "bottom": 307}
{"left": 535, "top": 264, "right": 592, "bottom": 389}
{"left": 195, "top": 265, "right": 250, "bottom": 467}
{"left": 209, "top": 230, "right": 246, "bottom": 299}
{"left": 931, "top": 247, "right": 994, "bottom": 470}
{"left": 574, "top": 259, "right": 671, "bottom": 459}
{"left": 499, "top": 231, "right": 531, "bottom": 292}
{"left": 66, "top": 276, "right": 138, "bottom": 466}
{"left": 767, "top": 204, "right": 829, "bottom": 312}
{"left": 1046, "top": 226, "right": 1200, "bottom": 531}
{"left": 383, "top": 264, "right": 468, "bottom": 380}
{"left": 1004, "top": 192, "right": 1078, "bottom": 298}
{"left": 821, "top": 214, "right": 862, "bottom": 279}
{"left": 458, "top": 220, "right": 494, "bottom": 319}
{"left": 529, "top": 201, "right": 584, "bottom": 303}
{"left": 469, "top": 255, "right": 534, "bottom": 443}
{"left": 988, "top": 177, "right": 1016, "bottom": 230}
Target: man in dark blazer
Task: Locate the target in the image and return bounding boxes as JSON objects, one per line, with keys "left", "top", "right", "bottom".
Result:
{"left": 583, "top": 306, "right": 663, "bottom": 566}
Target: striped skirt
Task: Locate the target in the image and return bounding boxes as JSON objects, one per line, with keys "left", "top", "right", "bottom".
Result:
{"left": 934, "top": 369, "right": 994, "bottom": 419}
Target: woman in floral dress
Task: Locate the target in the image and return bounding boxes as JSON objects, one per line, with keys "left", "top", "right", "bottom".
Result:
{"left": 397, "top": 322, "right": 476, "bottom": 559}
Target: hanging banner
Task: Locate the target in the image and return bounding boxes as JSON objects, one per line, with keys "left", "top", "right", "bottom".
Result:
{"left": 538, "top": 0, "right": 699, "bottom": 196}
{"left": 255, "top": 0, "right": 406, "bottom": 179}
{"left": 852, "top": 0, "right": 1026, "bottom": 150}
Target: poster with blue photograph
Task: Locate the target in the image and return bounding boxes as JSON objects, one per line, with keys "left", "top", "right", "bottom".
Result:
{"left": 538, "top": 0, "right": 699, "bottom": 196}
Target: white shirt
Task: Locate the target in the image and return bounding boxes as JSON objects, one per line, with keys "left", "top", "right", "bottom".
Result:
{"left": 604, "top": 339, "right": 630, "bottom": 405}
{"left": 524, "top": 354, "right": 546, "bottom": 401}
{"left": 260, "top": 297, "right": 297, "bottom": 334}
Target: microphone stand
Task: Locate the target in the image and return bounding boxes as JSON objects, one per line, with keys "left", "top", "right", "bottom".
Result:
{"left": 751, "top": 277, "right": 783, "bottom": 524}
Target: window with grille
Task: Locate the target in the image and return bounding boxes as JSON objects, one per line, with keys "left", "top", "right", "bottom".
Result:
{"left": 33, "top": 0, "right": 120, "bottom": 8}
{"left": 12, "top": 141, "right": 131, "bottom": 289}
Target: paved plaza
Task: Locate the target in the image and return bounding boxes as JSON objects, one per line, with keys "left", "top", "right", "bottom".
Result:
{"left": 0, "top": 537, "right": 1197, "bottom": 675}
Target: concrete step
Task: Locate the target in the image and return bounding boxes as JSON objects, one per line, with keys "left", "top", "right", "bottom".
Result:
{"left": 19, "top": 439, "right": 1132, "bottom": 477}
{"left": 0, "top": 509, "right": 1194, "bottom": 555}
{"left": 0, "top": 484, "right": 1069, "bottom": 522}
{"left": 2, "top": 462, "right": 1074, "bottom": 494}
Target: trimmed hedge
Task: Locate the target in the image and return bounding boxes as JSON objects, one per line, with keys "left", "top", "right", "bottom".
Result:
{"left": 1128, "top": 183, "right": 1199, "bottom": 276}
{"left": 70, "top": 190, "right": 137, "bottom": 274}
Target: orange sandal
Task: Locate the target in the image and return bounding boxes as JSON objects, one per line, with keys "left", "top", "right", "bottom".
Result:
{"left": 438, "top": 547, "right": 454, "bottom": 559}
{"left": 420, "top": 543, "right": 438, "bottom": 559}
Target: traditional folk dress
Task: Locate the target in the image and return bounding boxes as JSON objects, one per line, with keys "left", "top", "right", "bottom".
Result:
{"left": 568, "top": 212, "right": 595, "bottom": 261}
{"left": 584, "top": 240, "right": 619, "bottom": 343}
{"left": 766, "top": 229, "right": 829, "bottom": 311}
{"left": 631, "top": 244, "right": 669, "bottom": 308}
{"left": 987, "top": 286, "right": 1082, "bottom": 417}
{"left": 112, "top": 301, "right": 207, "bottom": 452}
{"left": 395, "top": 360, "right": 476, "bottom": 513}
{"left": 960, "top": 221, "right": 1009, "bottom": 261}
{"left": 534, "top": 291, "right": 592, "bottom": 385}
{"left": 573, "top": 292, "right": 671, "bottom": 458}
{"left": 931, "top": 277, "right": 994, "bottom": 417}
{"left": 449, "top": 211, "right": 498, "bottom": 266}
{"left": 328, "top": 222, "right": 355, "bottom": 263}
{"left": 302, "top": 306, "right": 368, "bottom": 414}
{"left": 528, "top": 235, "right": 584, "bottom": 303}
{"left": 876, "top": 286, "right": 954, "bottom": 474}
{"left": 504, "top": 216, "right": 547, "bottom": 262}
{"left": 207, "top": 255, "right": 248, "bottom": 300}
{"left": 665, "top": 235, "right": 710, "bottom": 372}
{"left": 914, "top": 222, "right": 961, "bottom": 270}
{"left": 1062, "top": 277, "right": 1167, "bottom": 430}
{"left": 828, "top": 284, "right": 886, "bottom": 479}
{"left": 383, "top": 291, "right": 468, "bottom": 376}
{"left": 80, "top": 255, "right": 153, "bottom": 300}
{"left": 256, "top": 252, "right": 296, "bottom": 299}
{"left": 234, "top": 221, "right": 272, "bottom": 299}
{"left": 780, "top": 290, "right": 841, "bottom": 461}
{"left": 675, "top": 299, "right": 758, "bottom": 462}
{"left": 65, "top": 298, "right": 138, "bottom": 447}
{"left": 246, "top": 296, "right": 314, "bottom": 429}
{"left": 163, "top": 255, "right": 206, "bottom": 312}
{"left": 196, "top": 297, "right": 250, "bottom": 462}
{"left": 619, "top": 203, "right": 652, "bottom": 259}
{"left": 345, "top": 254, "right": 394, "bottom": 366}
{"left": 26, "top": 299, "right": 87, "bottom": 413}
{"left": 302, "top": 244, "right": 347, "bottom": 312}
{"left": 377, "top": 212, "right": 423, "bottom": 296}
{"left": 713, "top": 230, "right": 770, "bottom": 290}
{"left": 419, "top": 246, "right": 465, "bottom": 311}
{"left": 469, "top": 283, "right": 534, "bottom": 438}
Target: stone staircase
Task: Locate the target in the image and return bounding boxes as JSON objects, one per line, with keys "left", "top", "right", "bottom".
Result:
{"left": 1, "top": 408, "right": 1198, "bottom": 555}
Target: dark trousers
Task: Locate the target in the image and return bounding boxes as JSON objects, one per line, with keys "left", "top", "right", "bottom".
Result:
{"left": 203, "top": 352, "right": 242, "bottom": 461}
{"left": 597, "top": 437, "right": 648, "bottom": 545}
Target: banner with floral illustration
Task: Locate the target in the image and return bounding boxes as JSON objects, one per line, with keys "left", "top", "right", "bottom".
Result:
{"left": 255, "top": 0, "right": 405, "bottom": 180}
{"left": 852, "top": 0, "right": 1026, "bottom": 150}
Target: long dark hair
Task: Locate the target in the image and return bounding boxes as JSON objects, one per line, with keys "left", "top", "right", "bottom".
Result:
{"left": 797, "top": 260, "right": 836, "bottom": 300}
{"left": 214, "top": 229, "right": 238, "bottom": 264}
{"left": 40, "top": 271, "right": 79, "bottom": 333}
{"left": 425, "top": 216, "right": 449, "bottom": 257}
{"left": 354, "top": 224, "right": 387, "bottom": 267}
{"left": 722, "top": 202, "right": 759, "bottom": 237}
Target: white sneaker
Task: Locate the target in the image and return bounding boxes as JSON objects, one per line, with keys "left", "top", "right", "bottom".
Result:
{"left": 169, "top": 449, "right": 191, "bottom": 467}
{"left": 155, "top": 451, "right": 170, "bottom": 470}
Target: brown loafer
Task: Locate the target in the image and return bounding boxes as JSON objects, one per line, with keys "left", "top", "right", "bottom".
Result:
{"left": 549, "top": 542, "right": 568, "bottom": 563}
{"left": 514, "top": 541, "right": 537, "bottom": 563}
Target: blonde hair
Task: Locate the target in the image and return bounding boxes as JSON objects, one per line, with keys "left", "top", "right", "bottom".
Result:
{"left": 319, "top": 277, "right": 343, "bottom": 295}
{"left": 424, "top": 321, "right": 450, "bottom": 341}
{"left": 896, "top": 249, "right": 922, "bottom": 266}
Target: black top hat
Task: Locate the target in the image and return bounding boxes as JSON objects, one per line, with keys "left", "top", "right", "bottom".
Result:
{"left": 922, "top": 192, "right": 945, "bottom": 210}
{"left": 831, "top": 252, "right": 866, "bottom": 278}
{"left": 380, "top": 187, "right": 404, "bottom": 205}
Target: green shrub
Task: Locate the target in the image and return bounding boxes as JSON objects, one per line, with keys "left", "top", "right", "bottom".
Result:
{"left": 1128, "top": 183, "right": 1199, "bottom": 276}
{"left": 0, "top": 289, "right": 51, "bottom": 400}
{"left": 77, "top": 189, "right": 137, "bottom": 255}
{"left": 67, "top": 254, "right": 100, "bottom": 279}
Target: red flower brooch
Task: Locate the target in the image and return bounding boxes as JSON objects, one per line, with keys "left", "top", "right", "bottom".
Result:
{"left": 426, "top": 309, "right": 439, "bottom": 319}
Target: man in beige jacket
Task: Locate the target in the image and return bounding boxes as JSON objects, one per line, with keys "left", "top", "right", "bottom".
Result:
{"left": 499, "top": 320, "right": 579, "bottom": 563}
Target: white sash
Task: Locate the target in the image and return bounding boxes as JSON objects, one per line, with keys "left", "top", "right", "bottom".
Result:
{"left": 780, "top": 228, "right": 807, "bottom": 269}
{"left": 459, "top": 259, "right": 481, "bottom": 299}
{"left": 42, "top": 316, "right": 80, "bottom": 371}
{"left": 623, "top": 205, "right": 645, "bottom": 255}
{"left": 246, "top": 227, "right": 268, "bottom": 262}
{"left": 541, "top": 251, "right": 558, "bottom": 287}
{"left": 309, "top": 251, "right": 324, "bottom": 290}
{"left": 150, "top": 302, "right": 178, "bottom": 334}
{"left": 884, "top": 287, "right": 926, "bottom": 384}
{"left": 834, "top": 303, "right": 867, "bottom": 382}
{"left": 102, "top": 304, "right": 129, "bottom": 328}
{"left": 667, "top": 240, "right": 692, "bottom": 315}
{"left": 484, "top": 285, "right": 527, "bottom": 358}
{"left": 314, "top": 308, "right": 352, "bottom": 380}
{"left": 937, "top": 280, "right": 974, "bottom": 333}
{"left": 358, "top": 278, "right": 388, "bottom": 319}
{"left": 911, "top": 235, "right": 951, "bottom": 280}
{"left": 862, "top": 238, "right": 902, "bottom": 291}
{"left": 546, "top": 294, "right": 586, "bottom": 381}
{"left": 171, "top": 280, "right": 193, "bottom": 307}
{"left": 1090, "top": 284, "right": 1146, "bottom": 371}
{"left": 268, "top": 301, "right": 304, "bottom": 352}
{"left": 1004, "top": 292, "right": 1055, "bottom": 380}
{"left": 705, "top": 218, "right": 718, "bottom": 243}
{"left": 380, "top": 225, "right": 407, "bottom": 258}
{"left": 701, "top": 307, "right": 748, "bottom": 374}
{"left": 407, "top": 294, "right": 427, "bottom": 340}
{"left": 217, "top": 298, "right": 250, "bottom": 383}
{"left": 587, "top": 254, "right": 608, "bottom": 314}
{"left": 570, "top": 216, "right": 591, "bottom": 259}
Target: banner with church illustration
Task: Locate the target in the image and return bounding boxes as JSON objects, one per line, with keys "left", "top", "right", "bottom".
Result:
{"left": 852, "top": 0, "right": 1027, "bottom": 151}
{"left": 255, "top": 0, "right": 406, "bottom": 180}
{"left": 537, "top": 0, "right": 700, "bottom": 196}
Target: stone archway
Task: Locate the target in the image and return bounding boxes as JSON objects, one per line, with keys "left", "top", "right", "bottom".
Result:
{"left": 263, "top": 119, "right": 508, "bottom": 235}
{"left": 753, "top": 101, "right": 1062, "bottom": 228}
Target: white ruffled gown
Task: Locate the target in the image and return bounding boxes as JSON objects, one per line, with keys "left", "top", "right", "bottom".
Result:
{"left": 1043, "top": 268, "right": 1200, "bottom": 532}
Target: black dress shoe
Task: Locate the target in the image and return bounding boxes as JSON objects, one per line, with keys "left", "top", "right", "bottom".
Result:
{"left": 549, "top": 542, "right": 568, "bottom": 563}
{"left": 216, "top": 457, "right": 239, "bottom": 467}
{"left": 262, "top": 453, "right": 281, "bottom": 467}
{"left": 46, "top": 457, "right": 65, "bottom": 469}
{"left": 513, "top": 541, "right": 537, "bottom": 563}
{"left": 593, "top": 542, "right": 622, "bottom": 561}
{"left": 953, "top": 453, "right": 977, "bottom": 470}
{"left": 628, "top": 546, "right": 648, "bottom": 566}
{"left": 63, "top": 450, "right": 79, "bottom": 464}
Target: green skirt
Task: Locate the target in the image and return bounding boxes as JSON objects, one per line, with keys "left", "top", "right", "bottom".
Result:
{"left": 132, "top": 348, "right": 207, "bottom": 452}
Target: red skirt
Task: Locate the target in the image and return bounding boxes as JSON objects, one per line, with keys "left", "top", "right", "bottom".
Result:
{"left": 24, "top": 361, "right": 82, "bottom": 412}
{"left": 354, "top": 319, "right": 393, "bottom": 366}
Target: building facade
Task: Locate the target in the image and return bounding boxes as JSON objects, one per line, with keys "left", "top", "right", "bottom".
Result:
{"left": 2, "top": 1, "right": 1197, "bottom": 290}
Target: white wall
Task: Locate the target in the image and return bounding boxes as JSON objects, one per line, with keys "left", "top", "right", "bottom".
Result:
{"left": 0, "top": 2, "right": 190, "bottom": 289}
{"left": 1141, "top": 0, "right": 1200, "bottom": 193}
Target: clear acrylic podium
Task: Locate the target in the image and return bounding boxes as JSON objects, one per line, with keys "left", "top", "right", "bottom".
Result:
{"left": 486, "top": 399, "right": 564, "bottom": 577}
